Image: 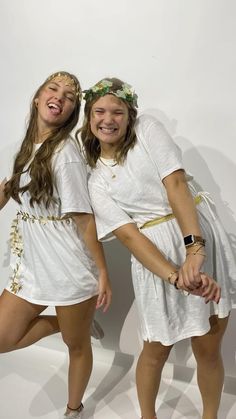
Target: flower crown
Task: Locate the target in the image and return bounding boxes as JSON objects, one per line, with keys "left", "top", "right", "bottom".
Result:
{"left": 83, "top": 79, "right": 138, "bottom": 108}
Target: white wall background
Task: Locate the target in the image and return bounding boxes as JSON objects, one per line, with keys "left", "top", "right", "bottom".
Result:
{"left": 0, "top": 0, "right": 236, "bottom": 382}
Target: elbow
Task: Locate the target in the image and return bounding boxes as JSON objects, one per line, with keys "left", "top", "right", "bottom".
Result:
{"left": 114, "top": 223, "right": 139, "bottom": 249}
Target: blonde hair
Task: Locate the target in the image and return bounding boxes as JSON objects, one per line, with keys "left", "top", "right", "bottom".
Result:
{"left": 78, "top": 77, "right": 138, "bottom": 168}
{"left": 5, "top": 71, "right": 81, "bottom": 207}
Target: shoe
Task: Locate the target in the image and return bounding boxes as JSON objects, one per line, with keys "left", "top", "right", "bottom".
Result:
{"left": 64, "top": 403, "right": 84, "bottom": 418}
{"left": 90, "top": 319, "right": 104, "bottom": 340}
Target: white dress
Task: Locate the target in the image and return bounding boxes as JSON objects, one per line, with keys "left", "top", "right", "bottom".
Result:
{"left": 5, "top": 137, "right": 99, "bottom": 306}
{"left": 88, "top": 114, "right": 236, "bottom": 345}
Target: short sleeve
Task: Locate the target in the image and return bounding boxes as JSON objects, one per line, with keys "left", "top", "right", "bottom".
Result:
{"left": 137, "top": 115, "right": 184, "bottom": 180}
{"left": 55, "top": 161, "right": 92, "bottom": 216}
{"left": 89, "top": 180, "right": 134, "bottom": 241}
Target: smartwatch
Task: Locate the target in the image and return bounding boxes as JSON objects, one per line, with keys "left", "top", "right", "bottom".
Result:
{"left": 184, "top": 234, "right": 206, "bottom": 247}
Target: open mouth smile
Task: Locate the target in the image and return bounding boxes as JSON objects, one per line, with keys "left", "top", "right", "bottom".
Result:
{"left": 47, "top": 102, "right": 62, "bottom": 115}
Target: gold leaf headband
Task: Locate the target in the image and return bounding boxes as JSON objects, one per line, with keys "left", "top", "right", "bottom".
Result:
{"left": 46, "top": 72, "right": 82, "bottom": 99}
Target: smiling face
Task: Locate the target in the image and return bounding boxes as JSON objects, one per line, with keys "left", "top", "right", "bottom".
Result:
{"left": 35, "top": 76, "right": 77, "bottom": 138}
{"left": 90, "top": 94, "right": 129, "bottom": 157}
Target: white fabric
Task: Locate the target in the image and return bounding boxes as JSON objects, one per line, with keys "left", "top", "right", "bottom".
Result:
{"left": 88, "top": 114, "right": 236, "bottom": 345}
{"left": 5, "top": 137, "right": 99, "bottom": 306}
{"left": 89, "top": 114, "right": 184, "bottom": 241}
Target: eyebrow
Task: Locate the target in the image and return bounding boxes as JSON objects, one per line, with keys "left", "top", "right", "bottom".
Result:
{"left": 48, "top": 81, "right": 75, "bottom": 95}
{"left": 93, "top": 106, "right": 124, "bottom": 110}
{"left": 48, "top": 81, "right": 59, "bottom": 87}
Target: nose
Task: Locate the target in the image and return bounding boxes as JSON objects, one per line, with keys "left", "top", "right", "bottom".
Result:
{"left": 53, "top": 90, "right": 64, "bottom": 102}
{"left": 103, "top": 112, "right": 113, "bottom": 124}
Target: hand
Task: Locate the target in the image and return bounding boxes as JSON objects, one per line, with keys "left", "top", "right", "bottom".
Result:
{"left": 178, "top": 253, "right": 205, "bottom": 290}
{"left": 96, "top": 272, "right": 112, "bottom": 312}
{"left": 178, "top": 272, "right": 221, "bottom": 304}
{"left": 193, "top": 272, "right": 221, "bottom": 304}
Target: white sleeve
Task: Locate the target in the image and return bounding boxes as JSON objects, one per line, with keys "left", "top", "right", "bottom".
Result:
{"left": 89, "top": 180, "right": 135, "bottom": 241}
{"left": 138, "top": 115, "right": 184, "bottom": 180}
{"left": 55, "top": 161, "right": 92, "bottom": 216}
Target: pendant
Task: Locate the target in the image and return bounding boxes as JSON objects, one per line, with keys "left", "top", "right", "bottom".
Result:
{"left": 111, "top": 174, "right": 116, "bottom": 179}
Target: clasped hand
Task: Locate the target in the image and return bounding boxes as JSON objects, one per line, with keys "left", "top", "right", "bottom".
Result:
{"left": 178, "top": 254, "right": 221, "bottom": 304}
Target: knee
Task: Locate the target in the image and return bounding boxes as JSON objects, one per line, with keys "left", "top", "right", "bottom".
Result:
{"left": 61, "top": 334, "right": 90, "bottom": 354}
{"left": 192, "top": 342, "right": 221, "bottom": 367}
{"left": 141, "top": 343, "right": 172, "bottom": 369}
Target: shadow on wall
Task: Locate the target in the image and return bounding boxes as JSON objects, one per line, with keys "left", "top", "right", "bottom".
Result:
{"left": 95, "top": 239, "right": 137, "bottom": 353}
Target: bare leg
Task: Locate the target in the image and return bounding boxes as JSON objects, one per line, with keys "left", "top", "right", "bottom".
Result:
{"left": 136, "top": 340, "right": 173, "bottom": 419}
{"left": 0, "top": 290, "right": 59, "bottom": 352}
{"left": 191, "top": 315, "right": 229, "bottom": 419}
{"left": 56, "top": 296, "right": 97, "bottom": 412}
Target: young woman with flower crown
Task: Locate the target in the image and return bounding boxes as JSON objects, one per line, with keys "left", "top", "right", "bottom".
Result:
{"left": 0, "top": 71, "right": 112, "bottom": 419}
{"left": 79, "top": 77, "right": 235, "bottom": 419}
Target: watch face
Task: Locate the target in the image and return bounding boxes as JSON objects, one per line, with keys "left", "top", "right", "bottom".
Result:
{"left": 184, "top": 235, "right": 193, "bottom": 246}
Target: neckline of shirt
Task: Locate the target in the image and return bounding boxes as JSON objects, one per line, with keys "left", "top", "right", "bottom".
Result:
{"left": 99, "top": 157, "right": 117, "bottom": 167}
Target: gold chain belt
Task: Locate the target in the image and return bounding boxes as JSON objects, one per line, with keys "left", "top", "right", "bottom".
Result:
{"left": 16, "top": 210, "right": 69, "bottom": 224}
{"left": 140, "top": 195, "right": 202, "bottom": 230}
{"left": 9, "top": 210, "right": 70, "bottom": 295}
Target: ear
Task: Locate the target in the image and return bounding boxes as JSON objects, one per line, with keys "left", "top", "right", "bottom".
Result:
{"left": 34, "top": 98, "right": 39, "bottom": 107}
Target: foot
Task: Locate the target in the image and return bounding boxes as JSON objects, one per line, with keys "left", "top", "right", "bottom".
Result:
{"left": 90, "top": 319, "right": 104, "bottom": 340}
{"left": 64, "top": 403, "right": 84, "bottom": 418}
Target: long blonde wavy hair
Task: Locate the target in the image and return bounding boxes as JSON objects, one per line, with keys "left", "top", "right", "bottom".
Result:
{"left": 77, "top": 77, "right": 138, "bottom": 168}
{"left": 5, "top": 71, "right": 81, "bottom": 208}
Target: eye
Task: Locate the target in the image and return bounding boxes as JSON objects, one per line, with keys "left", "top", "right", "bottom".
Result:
{"left": 49, "top": 86, "right": 56, "bottom": 91}
{"left": 66, "top": 95, "right": 75, "bottom": 102}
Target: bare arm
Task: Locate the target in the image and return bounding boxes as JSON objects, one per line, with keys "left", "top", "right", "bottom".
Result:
{"left": 72, "top": 213, "right": 112, "bottom": 312}
{"left": 114, "top": 222, "right": 177, "bottom": 281}
{"left": 0, "top": 179, "right": 10, "bottom": 210}
{"left": 163, "top": 169, "right": 206, "bottom": 289}
{"left": 114, "top": 217, "right": 220, "bottom": 304}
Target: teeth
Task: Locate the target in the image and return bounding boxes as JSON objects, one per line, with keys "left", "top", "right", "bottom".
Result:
{"left": 100, "top": 127, "right": 115, "bottom": 132}
{"left": 48, "top": 103, "right": 60, "bottom": 110}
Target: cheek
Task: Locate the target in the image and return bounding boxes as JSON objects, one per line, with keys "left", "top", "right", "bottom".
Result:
{"left": 90, "top": 117, "right": 98, "bottom": 134}
{"left": 120, "top": 117, "right": 129, "bottom": 131}
{"left": 64, "top": 103, "right": 75, "bottom": 118}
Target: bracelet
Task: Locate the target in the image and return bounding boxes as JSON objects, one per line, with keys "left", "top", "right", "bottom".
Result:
{"left": 186, "top": 245, "right": 206, "bottom": 257}
{"left": 173, "top": 277, "right": 179, "bottom": 290}
{"left": 187, "top": 252, "right": 206, "bottom": 256}
{"left": 167, "top": 271, "right": 179, "bottom": 289}
{"left": 187, "top": 242, "right": 206, "bottom": 248}
{"left": 67, "top": 403, "right": 83, "bottom": 412}
{"left": 167, "top": 271, "right": 178, "bottom": 284}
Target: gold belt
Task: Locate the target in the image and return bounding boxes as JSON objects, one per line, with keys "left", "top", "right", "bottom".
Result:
{"left": 16, "top": 210, "right": 67, "bottom": 224}
{"left": 9, "top": 210, "right": 71, "bottom": 295}
{"left": 140, "top": 195, "right": 202, "bottom": 230}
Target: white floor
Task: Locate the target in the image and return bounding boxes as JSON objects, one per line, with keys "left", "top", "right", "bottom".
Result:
{"left": 1, "top": 335, "right": 236, "bottom": 419}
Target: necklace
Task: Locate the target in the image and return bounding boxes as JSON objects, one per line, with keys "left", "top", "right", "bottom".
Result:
{"left": 99, "top": 157, "right": 117, "bottom": 179}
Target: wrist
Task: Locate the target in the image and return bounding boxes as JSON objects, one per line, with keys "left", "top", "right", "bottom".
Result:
{"left": 167, "top": 271, "right": 179, "bottom": 289}
{"left": 186, "top": 244, "right": 206, "bottom": 257}
{"left": 184, "top": 234, "right": 206, "bottom": 248}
